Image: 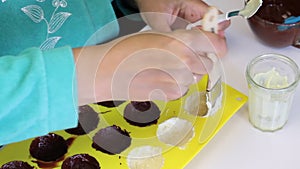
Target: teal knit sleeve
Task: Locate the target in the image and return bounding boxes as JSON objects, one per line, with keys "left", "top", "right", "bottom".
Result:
{"left": 0, "top": 46, "right": 78, "bottom": 145}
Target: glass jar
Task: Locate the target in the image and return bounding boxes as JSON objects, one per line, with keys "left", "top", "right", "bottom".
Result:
{"left": 246, "top": 53, "right": 300, "bottom": 131}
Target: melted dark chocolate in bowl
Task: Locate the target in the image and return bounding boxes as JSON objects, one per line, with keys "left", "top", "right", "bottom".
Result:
{"left": 248, "top": 0, "right": 300, "bottom": 48}
{"left": 256, "top": 0, "right": 300, "bottom": 24}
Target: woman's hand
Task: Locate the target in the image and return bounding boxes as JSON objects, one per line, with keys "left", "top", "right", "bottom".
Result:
{"left": 74, "top": 28, "right": 226, "bottom": 105}
{"left": 136, "top": 0, "right": 230, "bottom": 33}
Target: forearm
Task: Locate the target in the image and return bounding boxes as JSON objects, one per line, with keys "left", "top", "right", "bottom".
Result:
{"left": 72, "top": 40, "right": 123, "bottom": 105}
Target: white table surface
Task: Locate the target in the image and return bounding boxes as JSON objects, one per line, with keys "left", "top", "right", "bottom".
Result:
{"left": 185, "top": 0, "right": 300, "bottom": 169}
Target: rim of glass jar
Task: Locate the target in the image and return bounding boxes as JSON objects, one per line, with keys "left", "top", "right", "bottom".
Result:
{"left": 246, "top": 53, "right": 300, "bottom": 92}
{"left": 251, "top": 14, "right": 300, "bottom": 27}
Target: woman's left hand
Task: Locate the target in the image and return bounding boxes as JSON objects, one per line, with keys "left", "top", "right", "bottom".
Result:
{"left": 136, "top": 0, "right": 230, "bottom": 33}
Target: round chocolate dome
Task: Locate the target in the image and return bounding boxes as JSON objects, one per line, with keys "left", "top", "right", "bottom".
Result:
{"left": 29, "top": 133, "right": 68, "bottom": 162}
{"left": 123, "top": 101, "right": 161, "bottom": 127}
{"left": 62, "top": 154, "right": 100, "bottom": 169}
{"left": 0, "top": 161, "right": 34, "bottom": 169}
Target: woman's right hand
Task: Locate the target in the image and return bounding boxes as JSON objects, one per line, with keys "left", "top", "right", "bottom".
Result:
{"left": 74, "top": 28, "right": 227, "bottom": 105}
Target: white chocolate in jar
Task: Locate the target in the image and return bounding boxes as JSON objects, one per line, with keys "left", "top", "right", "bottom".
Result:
{"left": 249, "top": 67, "right": 292, "bottom": 131}
{"left": 253, "top": 67, "right": 289, "bottom": 89}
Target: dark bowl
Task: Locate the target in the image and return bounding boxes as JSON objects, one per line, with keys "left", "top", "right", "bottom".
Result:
{"left": 247, "top": 0, "right": 300, "bottom": 48}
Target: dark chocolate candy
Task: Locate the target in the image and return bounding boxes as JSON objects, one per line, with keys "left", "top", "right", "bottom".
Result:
{"left": 92, "top": 125, "right": 131, "bottom": 155}
{"left": 0, "top": 161, "right": 34, "bottom": 169}
{"left": 29, "top": 133, "right": 68, "bottom": 162}
{"left": 96, "top": 101, "right": 125, "bottom": 108}
{"left": 62, "top": 154, "right": 100, "bottom": 169}
{"left": 123, "top": 101, "right": 161, "bottom": 127}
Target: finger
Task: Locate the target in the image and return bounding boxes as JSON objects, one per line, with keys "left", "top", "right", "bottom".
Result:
{"left": 194, "top": 54, "right": 213, "bottom": 74}
{"left": 128, "top": 69, "right": 191, "bottom": 101}
{"left": 141, "top": 12, "right": 174, "bottom": 32}
{"left": 218, "top": 20, "right": 231, "bottom": 31}
{"left": 178, "top": 0, "right": 210, "bottom": 22}
{"left": 206, "top": 32, "right": 228, "bottom": 57}
{"left": 192, "top": 73, "right": 205, "bottom": 82}
{"left": 193, "top": 30, "right": 228, "bottom": 57}
{"left": 171, "top": 29, "right": 227, "bottom": 58}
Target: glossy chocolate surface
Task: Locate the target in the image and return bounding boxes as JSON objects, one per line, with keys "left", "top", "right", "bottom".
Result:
{"left": 62, "top": 154, "right": 100, "bottom": 169}
{"left": 123, "top": 101, "right": 161, "bottom": 127}
{"left": 248, "top": 0, "right": 300, "bottom": 48}
{"left": 92, "top": 125, "right": 131, "bottom": 155}
{"left": 29, "top": 133, "right": 68, "bottom": 162}
{"left": 0, "top": 161, "right": 34, "bottom": 169}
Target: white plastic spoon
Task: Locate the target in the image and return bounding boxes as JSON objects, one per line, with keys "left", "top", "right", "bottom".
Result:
{"left": 186, "top": 0, "right": 263, "bottom": 30}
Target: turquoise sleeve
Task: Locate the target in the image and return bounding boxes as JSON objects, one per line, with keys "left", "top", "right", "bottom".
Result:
{"left": 0, "top": 46, "right": 78, "bottom": 145}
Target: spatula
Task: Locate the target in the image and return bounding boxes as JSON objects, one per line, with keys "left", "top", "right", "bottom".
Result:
{"left": 186, "top": 0, "right": 263, "bottom": 30}
{"left": 201, "top": 7, "right": 223, "bottom": 115}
